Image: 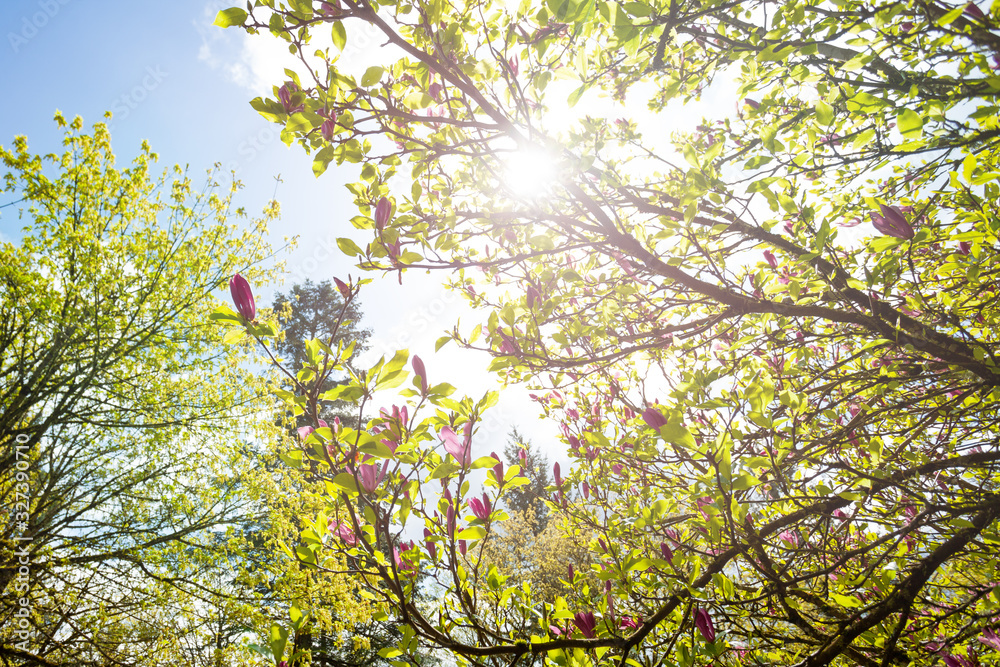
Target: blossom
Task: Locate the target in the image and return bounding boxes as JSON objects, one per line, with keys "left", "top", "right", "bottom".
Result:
{"left": 620, "top": 615, "right": 639, "bottom": 630}
{"left": 553, "top": 461, "right": 563, "bottom": 488}
{"left": 642, "top": 407, "right": 668, "bottom": 430}
{"left": 458, "top": 539, "right": 467, "bottom": 557}
{"left": 441, "top": 423, "right": 472, "bottom": 467}
{"left": 964, "top": 2, "right": 986, "bottom": 20}
{"left": 375, "top": 196, "right": 392, "bottom": 231}
{"left": 297, "top": 419, "right": 328, "bottom": 441}
{"left": 979, "top": 628, "right": 1000, "bottom": 652}
{"left": 568, "top": 564, "right": 575, "bottom": 580}
{"left": 959, "top": 241, "right": 971, "bottom": 256}
{"left": 871, "top": 204, "right": 914, "bottom": 239}
{"left": 321, "top": 118, "right": 337, "bottom": 141}
{"left": 330, "top": 520, "right": 357, "bottom": 546}
{"left": 764, "top": 250, "right": 777, "bottom": 269}
{"left": 527, "top": 284, "right": 540, "bottom": 309}
{"left": 573, "top": 611, "right": 597, "bottom": 638}
{"left": 319, "top": 0, "right": 341, "bottom": 16}
{"left": 412, "top": 355, "right": 428, "bottom": 393}
{"left": 356, "top": 458, "right": 386, "bottom": 493}
{"left": 277, "top": 82, "right": 303, "bottom": 113}
{"left": 660, "top": 541, "right": 673, "bottom": 561}
{"left": 468, "top": 493, "right": 492, "bottom": 521}
{"left": 744, "top": 98, "right": 760, "bottom": 110}
{"left": 694, "top": 607, "right": 716, "bottom": 642}
{"left": 489, "top": 451, "right": 504, "bottom": 485}
{"left": 393, "top": 544, "right": 415, "bottom": 572}
{"left": 943, "top": 653, "right": 973, "bottom": 667}
{"left": 424, "top": 528, "right": 437, "bottom": 561}
{"left": 229, "top": 274, "right": 256, "bottom": 321}
{"left": 334, "top": 277, "right": 351, "bottom": 299}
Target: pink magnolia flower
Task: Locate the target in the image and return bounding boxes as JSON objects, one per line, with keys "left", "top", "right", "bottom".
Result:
{"left": 297, "top": 419, "right": 328, "bottom": 441}
{"left": 959, "top": 241, "right": 971, "bottom": 256}
{"left": 660, "top": 542, "right": 673, "bottom": 561}
{"left": 229, "top": 274, "right": 256, "bottom": 321}
{"left": 642, "top": 407, "right": 668, "bottom": 430}
{"left": 553, "top": 461, "right": 563, "bottom": 488}
{"left": 424, "top": 528, "right": 437, "bottom": 561}
{"left": 393, "top": 544, "right": 415, "bottom": 572}
{"left": 764, "top": 250, "right": 777, "bottom": 269}
{"left": 744, "top": 98, "right": 760, "bottom": 110}
{"left": 356, "top": 458, "right": 386, "bottom": 493}
{"left": 277, "top": 82, "right": 304, "bottom": 114}
{"left": 319, "top": 0, "right": 341, "bottom": 16}
{"left": 490, "top": 451, "right": 504, "bottom": 486}
{"left": 412, "top": 355, "right": 428, "bottom": 393}
{"left": 943, "top": 653, "right": 974, "bottom": 667}
{"left": 527, "top": 283, "right": 540, "bottom": 309}
{"left": 321, "top": 118, "right": 337, "bottom": 141}
{"left": 334, "top": 277, "right": 351, "bottom": 299}
{"left": 620, "top": 615, "right": 639, "bottom": 630}
{"left": 330, "top": 520, "right": 357, "bottom": 546}
{"left": 979, "top": 628, "right": 1000, "bottom": 652}
{"left": 458, "top": 539, "right": 467, "bottom": 557}
{"left": 694, "top": 607, "right": 716, "bottom": 642}
{"left": 871, "top": 204, "right": 914, "bottom": 239}
{"left": 964, "top": 2, "right": 986, "bottom": 20}
{"left": 568, "top": 564, "right": 575, "bottom": 580}
{"left": 508, "top": 56, "right": 519, "bottom": 77}
{"left": 441, "top": 423, "right": 473, "bottom": 467}
{"left": 573, "top": 611, "right": 597, "bottom": 638}
{"left": 375, "top": 196, "right": 392, "bottom": 231}
{"left": 468, "top": 493, "right": 492, "bottom": 521}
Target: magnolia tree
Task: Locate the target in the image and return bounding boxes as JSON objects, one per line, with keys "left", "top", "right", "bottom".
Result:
{"left": 216, "top": 0, "right": 1000, "bottom": 666}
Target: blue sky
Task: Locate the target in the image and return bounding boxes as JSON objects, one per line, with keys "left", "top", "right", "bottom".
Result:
{"left": 0, "top": 0, "right": 554, "bottom": 457}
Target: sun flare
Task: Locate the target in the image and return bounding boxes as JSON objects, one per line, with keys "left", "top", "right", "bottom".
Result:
{"left": 500, "top": 146, "right": 558, "bottom": 199}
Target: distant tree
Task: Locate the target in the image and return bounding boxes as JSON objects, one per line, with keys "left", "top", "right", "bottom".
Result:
{"left": 502, "top": 428, "right": 550, "bottom": 534}
{"left": 272, "top": 280, "right": 370, "bottom": 424}
{"left": 0, "top": 114, "right": 292, "bottom": 666}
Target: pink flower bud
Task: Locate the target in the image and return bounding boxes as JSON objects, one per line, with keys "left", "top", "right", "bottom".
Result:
{"left": 412, "top": 355, "right": 428, "bottom": 393}
{"left": 375, "top": 197, "right": 392, "bottom": 231}
{"left": 321, "top": 118, "right": 337, "bottom": 141}
{"left": 229, "top": 274, "right": 256, "bottom": 321}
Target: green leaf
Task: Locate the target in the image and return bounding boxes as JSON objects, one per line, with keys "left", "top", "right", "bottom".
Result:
{"left": 962, "top": 152, "right": 977, "bottom": 183}
{"left": 457, "top": 526, "right": 487, "bottom": 540}
{"left": 815, "top": 100, "right": 835, "bottom": 126}
{"left": 758, "top": 43, "right": 795, "bottom": 62}
{"left": 270, "top": 624, "right": 289, "bottom": 663}
{"left": 936, "top": 5, "right": 965, "bottom": 25}
{"left": 896, "top": 109, "right": 923, "bottom": 138}
{"left": 362, "top": 66, "right": 385, "bottom": 87}
{"left": 471, "top": 455, "right": 501, "bottom": 469}
{"left": 567, "top": 85, "right": 587, "bottom": 107}
{"left": 331, "top": 21, "right": 347, "bottom": 52}
{"left": 337, "top": 237, "right": 364, "bottom": 257}
{"left": 213, "top": 8, "right": 248, "bottom": 27}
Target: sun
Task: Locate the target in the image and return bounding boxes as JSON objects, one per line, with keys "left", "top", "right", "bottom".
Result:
{"left": 500, "top": 145, "right": 558, "bottom": 199}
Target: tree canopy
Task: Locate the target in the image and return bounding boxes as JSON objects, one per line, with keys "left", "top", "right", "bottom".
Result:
{"left": 216, "top": 2, "right": 1000, "bottom": 667}
{"left": 0, "top": 114, "right": 315, "bottom": 667}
